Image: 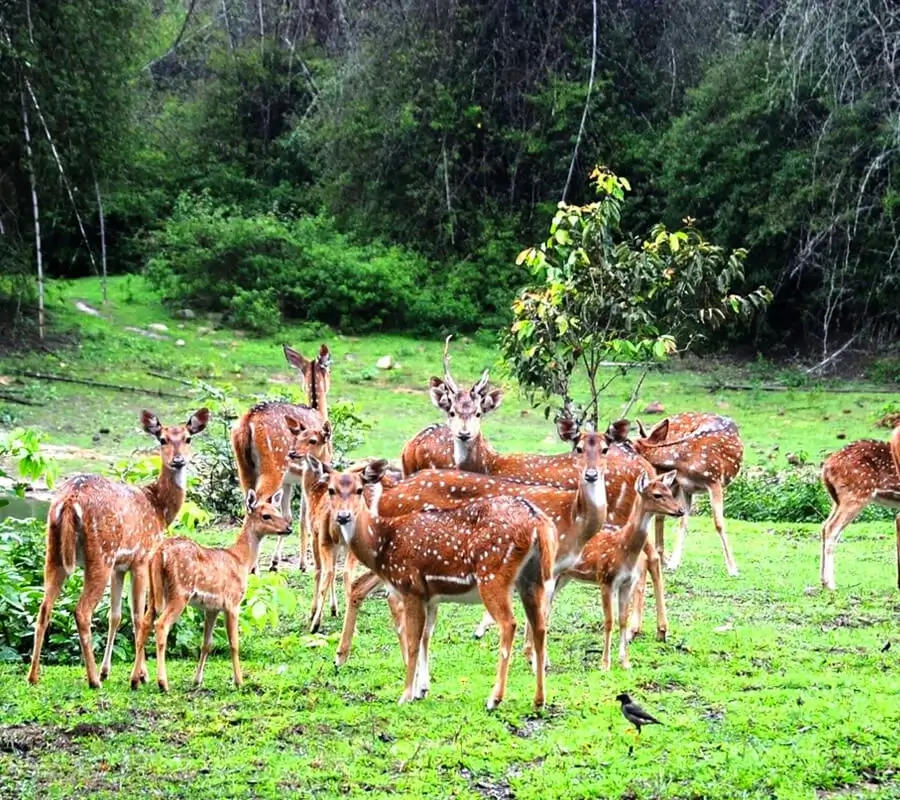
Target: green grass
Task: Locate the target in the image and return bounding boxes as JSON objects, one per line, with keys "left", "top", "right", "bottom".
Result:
{"left": 1, "top": 277, "right": 899, "bottom": 798}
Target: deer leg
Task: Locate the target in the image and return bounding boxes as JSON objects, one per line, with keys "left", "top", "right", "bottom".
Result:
{"left": 310, "top": 540, "right": 334, "bottom": 634}
{"left": 481, "top": 588, "right": 517, "bottom": 710}
{"left": 654, "top": 513, "right": 666, "bottom": 564}
{"left": 27, "top": 559, "right": 68, "bottom": 685}
{"left": 415, "top": 604, "right": 438, "bottom": 699}
{"left": 473, "top": 611, "right": 495, "bottom": 639}
{"left": 618, "top": 581, "right": 636, "bottom": 669}
{"left": 298, "top": 490, "right": 309, "bottom": 572}
{"left": 154, "top": 594, "right": 189, "bottom": 692}
{"left": 335, "top": 570, "right": 383, "bottom": 667}
{"left": 74, "top": 563, "right": 113, "bottom": 689}
{"left": 627, "top": 553, "right": 649, "bottom": 642}
{"left": 387, "top": 593, "right": 407, "bottom": 667}
{"left": 896, "top": 515, "right": 900, "bottom": 591}
{"left": 643, "top": 541, "right": 668, "bottom": 641}
{"left": 130, "top": 592, "right": 156, "bottom": 690}
{"left": 193, "top": 610, "right": 219, "bottom": 687}
{"left": 225, "top": 609, "right": 242, "bottom": 687}
{"left": 342, "top": 549, "right": 357, "bottom": 613}
{"left": 99, "top": 570, "right": 126, "bottom": 681}
{"left": 129, "top": 565, "right": 149, "bottom": 683}
{"left": 519, "top": 581, "right": 547, "bottom": 709}
{"left": 820, "top": 501, "right": 862, "bottom": 591}
{"left": 666, "top": 491, "right": 693, "bottom": 572}
{"left": 600, "top": 584, "right": 614, "bottom": 671}
{"left": 709, "top": 482, "right": 738, "bottom": 576}
{"left": 399, "top": 598, "right": 425, "bottom": 705}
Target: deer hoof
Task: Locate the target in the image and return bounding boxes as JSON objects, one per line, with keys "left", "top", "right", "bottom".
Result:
{"left": 656, "top": 629, "right": 668, "bottom": 643}
{"left": 268, "top": 562, "right": 279, "bottom": 573}
{"left": 157, "top": 681, "right": 169, "bottom": 693}
{"left": 88, "top": 678, "right": 101, "bottom": 690}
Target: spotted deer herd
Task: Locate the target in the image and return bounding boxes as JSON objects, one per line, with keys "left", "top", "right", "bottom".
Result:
{"left": 26, "top": 338, "right": 900, "bottom": 708}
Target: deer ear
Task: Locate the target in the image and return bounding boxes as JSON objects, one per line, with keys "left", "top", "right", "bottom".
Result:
{"left": 141, "top": 410, "right": 162, "bottom": 438}
{"left": 646, "top": 419, "right": 670, "bottom": 444}
{"left": 606, "top": 419, "right": 630, "bottom": 443}
{"left": 481, "top": 388, "right": 503, "bottom": 414}
{"left": 285, "top": 415, "right": 304, "bottom": 436}
{"left": 363, "top": 458, "right": 389, "bottom": 484}
{"left": 187, "top": 408, "right": 210, "bottom": 435}
{"left": 429, "top": 377, "right": 452, "bottom": 412}
{"left": 246, "top": 489, "right": 258, "bottom": 512}
{"left": 317, "top": 344, "right": 331, "bottom": 367}
{"left": 635, "top": 471, "right": 650, "bottom": 494}
{"left": 556, "top": 416, "right": 578, "bottom": 443}
{"left": 322, "top": 419, "right": 333, "bottom": 441}
{"left": 283, "top": 345, "right": 310, "bottom": 372}
{"left": 661, "top": 470, "right": 678, "bottom": 489}
{"left": 270, "top": 489, "right": 284, "bottom": 508}
{"left": 305, "top": 454, "right": 326, "bottom": 481}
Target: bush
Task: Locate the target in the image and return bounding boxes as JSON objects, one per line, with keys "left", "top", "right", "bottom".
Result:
{"left": 145, "top": 195, "right": 488, "bottom": 335}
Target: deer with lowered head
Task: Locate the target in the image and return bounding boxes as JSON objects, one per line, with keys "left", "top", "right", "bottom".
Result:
{"left": 608, "top": 413, "right": 743, "bottom": 576}
{"left": 231, "top": 343, "right": 332, "bottom": 572}
{"left": 819, "top": 425, "right": 900, "bottom": 591}
{"left": 334, "top": 425, "right": 611, "bottom": 669}
{"left": 27, "top": 408, "right": 210, "bottom": 688}
{"left": 130, "top": 488, "right": 291, "bottom": 692}
{"left": 306, "top": 456, "right": 556, "bottom": 709}
{"left": 556, "top": 469, "right": 684, "bottom": 670}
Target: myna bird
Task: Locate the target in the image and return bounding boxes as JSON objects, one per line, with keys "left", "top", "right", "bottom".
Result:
{"left": 616, "top": 693, "right": 662, "bottom": 735}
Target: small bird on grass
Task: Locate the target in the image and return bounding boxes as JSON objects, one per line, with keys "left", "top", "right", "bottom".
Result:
{"left": 616, "top": 693, "right": 663, "bottom": 735}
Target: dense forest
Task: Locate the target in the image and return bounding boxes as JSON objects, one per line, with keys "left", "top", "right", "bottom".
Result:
{"left": 1, "top": 0, "right": 898, "bottom": 354}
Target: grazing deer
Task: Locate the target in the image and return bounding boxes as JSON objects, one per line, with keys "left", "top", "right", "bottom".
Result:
{"left": 309, "top": 456, "right": 555, "bottom": 709}
{"left": 820, "top": 427, "right": 900, "bottom": 591}
{"left": 130, "top": 489, "right": 291, "bottom": 692}
{"left": 335, "top": 428, "right": 611, "bottom": 667}
{"left": 609, "top": 414, "right": 744, "bottom": 576}
{"left": 27, "top": 408, "right": 210, "bottom": 688}
{"left": 556, "top": 470, "right": 684, "bottom": 670}
{"left": 231, "top": 343, "right": 332, "bottom": 572}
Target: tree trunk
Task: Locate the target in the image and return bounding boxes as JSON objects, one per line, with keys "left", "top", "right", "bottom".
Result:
{"left": 94, "top": 173, "right": 108, "bottom": 304}
{"left": 21, "top": 91, "right": 44, "bottom": 340}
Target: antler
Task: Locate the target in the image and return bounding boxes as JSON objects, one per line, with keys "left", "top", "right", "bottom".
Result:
{"left": 442, "top": 335, "right": 460, "bottom": 394}
{"left": 472, "top": 369, "right": 490, "bottom": 395}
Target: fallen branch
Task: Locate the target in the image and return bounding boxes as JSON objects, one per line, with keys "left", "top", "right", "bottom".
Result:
{"left": 705, "top": 382, "right": 898, "bottom": 395}
{"left": 147, "top": 370, "right": 196, "bottom": 388}
{"left": 805, "top": 333, "right": 861, "bottom": 375}
{"left": 15, "top": 371, "right": 185, "bottom": 399}
{"left": 0, "top": 392, "right": 40, "bottom": 406}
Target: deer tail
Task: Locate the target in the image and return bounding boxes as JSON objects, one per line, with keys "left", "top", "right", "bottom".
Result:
{"left": 48, "top": 500, "right": 79, "bottom": 577}
{"left": 231, "top": 416, "right": 257, "bottom": 492}
{"left": 518, "top": 498, "right": 556, "bottom": 585}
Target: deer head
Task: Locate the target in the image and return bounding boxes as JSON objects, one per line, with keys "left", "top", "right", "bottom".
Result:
{"left": 141, "top": 408, "right": 210, "bottom": 473}
{"left": 244, "top": 489, "right": 292, "bottom": 537}
{"left": 286, "top": 416, "right": 334, "bottom": 468}
{"left": 429, "top": 336, "right": 502, "bottom": 460}
{"left": 306, "top": 456, "right": 389, "bottom": 544}
{"left": 635, "top": 470, "right": 684, "bottom": 517}
{"left": 283, "top": 343, "right": 333, "bottom": 409}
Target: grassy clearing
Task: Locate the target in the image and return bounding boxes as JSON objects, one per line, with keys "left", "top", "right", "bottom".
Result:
{"left": 1, "top": 277, "right": 899, "bottom": 798}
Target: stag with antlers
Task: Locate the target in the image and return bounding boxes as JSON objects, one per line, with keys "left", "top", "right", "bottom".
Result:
{"left": 231, "top": 343, "right": 332, "bottom": 572}
{"left": 27, "top": 408, "right": 210, "bottom": 688}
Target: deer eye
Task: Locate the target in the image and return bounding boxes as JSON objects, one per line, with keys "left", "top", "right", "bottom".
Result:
{"left": 356, "top": 488, "right": 364, "bottom": 495}
{"left": 653, "top": 492, "right": 663, "bottom": 499}
{"left": 159, "top": 438, "right": 169, "bottom": 446}
{"left": 185, "top": 436, "right": 192, "bottom": 444}
{"left": 449, "top": 411, "right": 456, "bottom": 418}
{"left": 475, "top": 411, "right": 482, "bottom": 418}
{"left": 574, "top": 445, "right": 584, "bottom": 454}
{"left": 310, "top": 439, "right": 318, "bottom": 445}
{"left": 262, "top": 513, "right": 272, "bottom": 521}
{"left": 328, "top": 488, "right": 335, "bottom": 496}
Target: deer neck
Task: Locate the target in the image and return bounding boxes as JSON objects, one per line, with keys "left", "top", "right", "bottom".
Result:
{"left": 307, "top": 368, "right": 328, "bottom": 419}
{"left": 341, "top": 505, "right": 384, "bottom": 573}
{"left": 229, "top": 523, "right": 264, "bottom": 573}
{"left": 454, "top": 433, "right": 491, "bottom": 473}
{"left": 620, "top": 496, "right": 655, "bottom": 555}
{"left": 144, "top": 465, "right": 187, "bottom": 527}
{"left": 575, "top": 475, "right": 607, "bottom": 547}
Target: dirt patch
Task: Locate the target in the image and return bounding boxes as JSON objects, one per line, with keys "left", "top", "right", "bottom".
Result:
{"left": 42, "top": 443, "right": 116, "bottom": 464}
{"left": 391, "top": 386, "right": 428, "bottom": 395}
{"left": 817, "top": 769, "right": 899, "bottom": 798}
{"left": 460, "top": 767, "right": 515, "bottom": 799}
{"left": 0, "top": 719, "right": 128, "bottom": 756}
{"left": 0, "top": 723, "right": 49, "bottom": 754}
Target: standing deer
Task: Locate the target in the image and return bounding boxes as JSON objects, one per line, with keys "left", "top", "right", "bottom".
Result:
{"left": 130, "top": 489, "right": 291, "bottom": 692}
{"left": 308, "top": 456, "right": 555, "bottom": 709}
{"left": 334, "top": 427, "right": 612, "bottom": 667}
{"left": 27, "top": 408, "right": 210, "bottom": 688}
{"left": 231, "top": 343, "right": 332, "bottom": 572}
{"left": 820, "top": 426, "right": 900, "bottom": 591}
{"left": 556, "top": 470, "right": 684, "bottom": 670}
{"left": 609, "top": 414, "right": 744, "bottom": 576}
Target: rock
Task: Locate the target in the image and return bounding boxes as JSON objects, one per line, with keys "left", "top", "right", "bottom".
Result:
{"left": 74, "top": 301, "right": 101, "bottom": 316}
{"left": 178, "top": 324, "right": 185, "bottom": 330}
{"left": 175, "top": 339, "right": 186, "bottom": 347}
{"left": 196, "top": 326, "right": 211, "bottom": 335}
{"left": 148, "top": 323, "right": 169, "bottom": 333}
{"left": 786, "top": 453, "right": 803, "bottom": 466}
{"left": 520, "top": 409, "right": 530, "bottom": 417}
{"left": 842, "top": 408, "right": 852, "bottom": 414}
{"left": 124, "top": 326, "right": 167, "bottom": 341}
{"left": 172, "top": 309, "right": 196, "bottom": 320}
{"left": 836, "top": 432, "right": 847, "bottom": 440}
{"left": 376, "top": 355, "right": 394, "bottom": 370}
{"left": 99, "top": 428, "right": 110, "bottom": 435}
{"left": 642, "top": 401, "right": 665, "bottom": 414}
{"left": 232, "top": 330, "right": 246, "bottom": 339}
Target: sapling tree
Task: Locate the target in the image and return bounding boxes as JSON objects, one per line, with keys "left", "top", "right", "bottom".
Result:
{"left": 502, "top": 167, "right": 772, "bottom": 425}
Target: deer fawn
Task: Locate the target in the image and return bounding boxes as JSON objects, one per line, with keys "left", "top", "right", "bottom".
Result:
{"left": 820, "top": 427, "right": 900, "bottom": 591}
{"left": 231, "top": 343, "right": 332, "bottom": 572}
{"left": 609, "top": 414, "right": 743, "bottom": 576}
{"left": 308, "top": 456, "right": 555, "bottom": 709}
{"left": 557, "top": 470, "right": 684, "bottom": 670}
{"left": 27, "top": 408, "right": 210, "bottom": 688}
{"left": 131, "top": 489, "right": 291, "bottom": 691}
{"left": 334, "top": 428, "right": 611, "bottom": 668}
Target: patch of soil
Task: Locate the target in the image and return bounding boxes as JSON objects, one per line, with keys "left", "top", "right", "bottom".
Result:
{"left": 0, "top": 719, "right": 128, "bottom": 756}
{"left": 459, "top": 767, "right": 515, "bottom": 800}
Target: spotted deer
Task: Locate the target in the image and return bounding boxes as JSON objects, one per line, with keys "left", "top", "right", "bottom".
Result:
{"left": 819, "top": 426, "right": 900, "bottom": 591}
{"left": 556, "top": 470, "right": 684, "bottom": 670}
{"left": 231, "top": 343, "right": 332, "bottom": 572}
{"left": 609, "top": 413, "right": 744, "bottom": 576}
{"left": 334, "top": 428, "right": 611, "bottom": 668}
{"left": 130, "top": 489, "right": 291, "bottom": 692}
{"left": 309, "top": 456, "right": 555, "bottom": 709}
{"left": 27, "top": 408, "right": 210, "bottom": 688}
